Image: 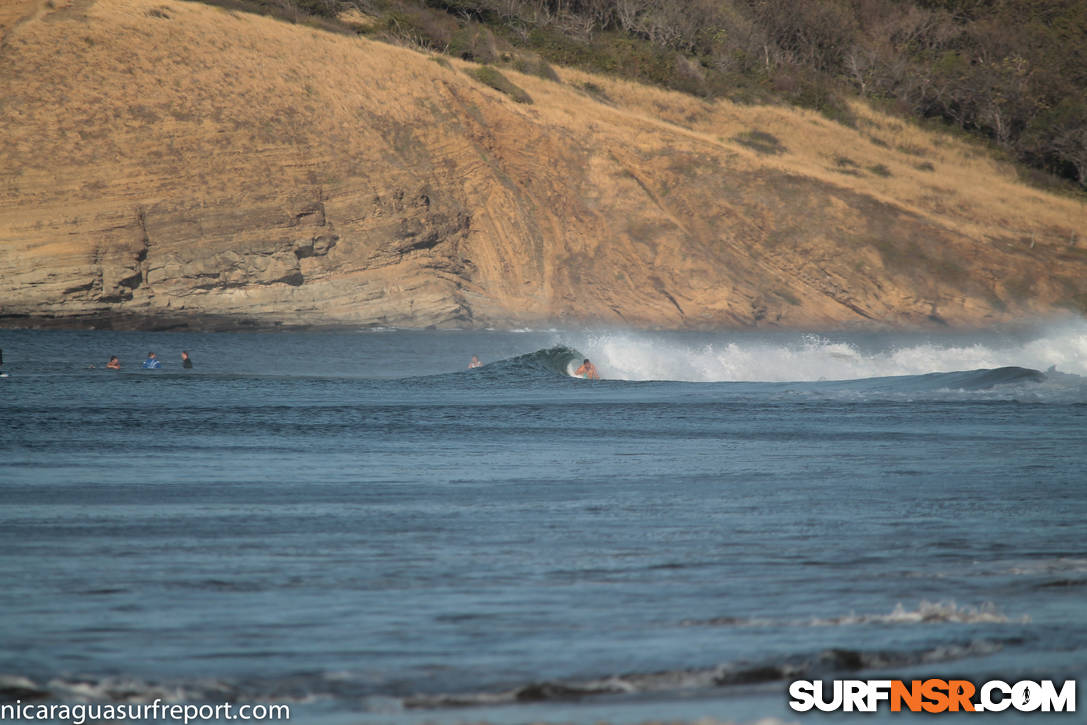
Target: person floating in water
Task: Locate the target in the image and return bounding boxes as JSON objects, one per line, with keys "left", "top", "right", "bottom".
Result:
{"left": 574, "top": 358, "right": 599, "bottom": 380}
{"left": 141, "top": 352, "right": 161, "bottom": 369}
{"left": 106, "top": 356, "right": 121, "bottom": 370}
{"left": 181, "top": 351, "right": 193, "bottom": 369}
{"left": 468, "top": 355, "right": 482, "bottom": 369}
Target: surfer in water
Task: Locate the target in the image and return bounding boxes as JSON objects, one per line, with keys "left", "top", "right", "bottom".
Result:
{"left": 106, "top": 356, "right": 121, "bottom": 370}
{"left": 468, "top": 355, "right": 482, "bottom": 369}
{"left": 141, "top": 352, "right": 161, "bottom": 369}
{"left": 181, "top": 351, "right": 193, "bottom": 369}
{"left": 574, "top": 359, "right": 599, "bottom": 380}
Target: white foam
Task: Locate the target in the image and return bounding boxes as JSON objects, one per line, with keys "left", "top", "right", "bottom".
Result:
{"left": 688, "top": 600, "right": 1029, "bottom": 628}
{"left": 560, "top": 318, "right": 1087, "bottom": 383}
{"left": 1001, "top": 557, "right": 1087, "bottom": 576}
{"left": 810, "top": 600, "right": 1029, "bottom": 626}
{"left": 45, "top": 676, "right": 190, "bottom": 703}
{"left": 0, "top": 674, "right": 40, "bottom": 692}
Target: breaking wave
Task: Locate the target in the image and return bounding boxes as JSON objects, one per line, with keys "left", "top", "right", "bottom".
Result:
{"left": 460, "top": 346, "right": 1068, "bottom": 400}
{"left": 558, "top": 318, "right": 1087, "bottom": 386}
{"left": 479, "top": 345, "right": 586, "bottom": 378}
{"left": 409, "top": 345, "right": 587, "bottom": 385}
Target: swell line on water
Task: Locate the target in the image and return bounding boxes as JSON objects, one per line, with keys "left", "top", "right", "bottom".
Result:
{"left": 0, "top": 636, "right": 1021, "bottom": 712}
{"left": 398, "top": 638, "right": 1018, "bottom": 709}
{"left": 681, "top": 600, "right": 1030, "bottom": 629}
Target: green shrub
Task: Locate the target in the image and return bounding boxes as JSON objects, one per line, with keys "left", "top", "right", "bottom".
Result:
{"left": 468, "top": 66, "right": 532, "bottom": 104}
{"left": 382, "top": 8, "right": 459, "bottom": 49}
{"left": 579, "top": 81, "right": 611, "bottom": 104}
{"left": 772, "top": 65, "right": 855, "bottom": 127}
{"left": 512, "top": 53, "right": 560, "bottom": 82}
{"left": 895, "top": 143, "right": 927, "bottom": 157}
{"left": 448, "top": 25, "right": 497, "bottom": 63}
{"left": 732, "top": 130, "right": 786, "bottom": 155}
{"left": 868, "top": 163, "right": 892, "bottom": 177}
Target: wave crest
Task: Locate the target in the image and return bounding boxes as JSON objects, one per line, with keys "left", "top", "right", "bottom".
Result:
{"left": 560, "top": 319, "right": 1087, "bottom": 384}
{"left": 470, "top": 345, "right": 585, "bottom": 379}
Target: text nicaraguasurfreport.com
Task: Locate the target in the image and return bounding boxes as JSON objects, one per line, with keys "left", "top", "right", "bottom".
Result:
{"left": 0, "top": 700, "right": 291, "bottom": 724}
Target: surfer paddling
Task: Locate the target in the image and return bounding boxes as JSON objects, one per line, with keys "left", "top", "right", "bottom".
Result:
{"left": 574, "top": 359, "right": 600, "bottom": 380}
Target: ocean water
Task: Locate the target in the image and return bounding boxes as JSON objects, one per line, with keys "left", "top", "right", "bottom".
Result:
{"left": 1, "top": 321, "right": 1086, "bottom": 724}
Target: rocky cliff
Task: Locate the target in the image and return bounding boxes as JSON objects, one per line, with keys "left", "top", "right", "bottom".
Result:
{"left": 2, "top": 0, "right": 1085, "bottom": 330}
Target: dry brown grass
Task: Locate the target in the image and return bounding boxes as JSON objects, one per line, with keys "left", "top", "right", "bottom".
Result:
{"left": 529, "top": 71, "right": 1087, "bottom": 250}
{"left": 0, "top": 0, "right": 41, "bottom": 41}
{"left": 10, "top": 0, "right": 1081, "bottom": 246}
{"left": 1, "top": 0, "right": 1084, "bottom": 329}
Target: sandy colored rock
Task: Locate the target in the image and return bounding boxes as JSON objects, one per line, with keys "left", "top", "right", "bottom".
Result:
{"left": 1, "top": 0, "right": 1085, "bottom": 330}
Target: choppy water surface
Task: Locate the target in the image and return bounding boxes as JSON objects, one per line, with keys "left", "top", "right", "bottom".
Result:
{"left": 1, "top": 322, "right": 1086, "bottom": 724}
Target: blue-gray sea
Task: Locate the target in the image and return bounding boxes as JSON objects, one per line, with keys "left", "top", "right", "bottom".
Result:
{"left": 2, "top": 322, "right": 1086, "bottom": 724}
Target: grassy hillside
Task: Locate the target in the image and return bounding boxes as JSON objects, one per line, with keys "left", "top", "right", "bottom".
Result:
{"left": 233, "top": 0, "right": 1087, "bottom": 193}
{"left": 1, "top": 0, "right": 1085, "bottom": 330}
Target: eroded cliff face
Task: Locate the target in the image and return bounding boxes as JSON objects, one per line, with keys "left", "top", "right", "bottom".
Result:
{"left": 2, "top": 0, "right": 1085, "bottom": 330}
